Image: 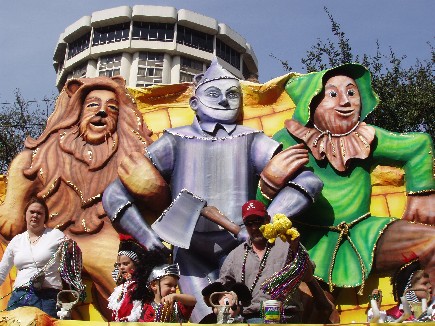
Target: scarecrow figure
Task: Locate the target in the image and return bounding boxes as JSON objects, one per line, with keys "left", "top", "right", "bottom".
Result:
{"left": 260, "top": 63, "right": 435, "bottom": 294}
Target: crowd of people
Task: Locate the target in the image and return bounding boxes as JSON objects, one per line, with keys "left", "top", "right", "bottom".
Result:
{"left": 106, "top": 199, "right": 330, "bottom": 323}
{"left": 0, "top": 58, "right": 433, "bottom": 323}
{"left": 3, "top": 196, "right": 433, "bottom": 323}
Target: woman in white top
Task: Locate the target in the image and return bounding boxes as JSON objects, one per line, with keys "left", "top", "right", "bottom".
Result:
{"left": 0, "top": 197, "right": 66, "bottom": 317}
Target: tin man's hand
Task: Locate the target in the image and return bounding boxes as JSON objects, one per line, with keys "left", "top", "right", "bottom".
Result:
{"left": 201, "top": 206, "right": 241, "bottom": 236}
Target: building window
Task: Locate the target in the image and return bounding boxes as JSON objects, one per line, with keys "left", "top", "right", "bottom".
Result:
{"left": 176, "top": 26, "right": 213, "bottom": 53}
{"left": 179, "top": 72, "right": 193, "bottom": 83}
{"left": 67, "top": 62, "right": 87, "bottom": 79}
{"left": 216, "top": 39, "right": 240, "bottom": 69}
{"left": 180, "top": 57, "right": 204, "bottom": 82}
{"left": 92, "top": 23, "right": 130, "bottom": 46}
{"left": 132, "top": 22, "right": 174, "bottom": 42}
{"left": 242, "top": 61, "right": 250, "bottom": 80}
{"left": 136, "top": 52, "right": 164, "bottom": 87}
{"left": 98, "top": 54, "right": 122, "bottom": 77}
{"left": 67, "top": 32, "right": 91, "bottom": 59}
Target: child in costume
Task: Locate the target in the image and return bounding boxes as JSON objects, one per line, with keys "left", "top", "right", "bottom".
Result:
{"left": 387, "top": 260, "right": 432, "bottom": 321}
{"left": 139, "top": 263, "right": 196, "bottom": 322}
{"left": 367, "top": 260, "right": 432, "bottom": 322}
{"left": 107, "top": 234, "right": 151, "bottom": 322}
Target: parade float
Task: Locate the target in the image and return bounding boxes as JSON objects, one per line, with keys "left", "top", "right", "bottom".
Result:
{"left": 0, "top": 63, "right": 432, "bottom": 325}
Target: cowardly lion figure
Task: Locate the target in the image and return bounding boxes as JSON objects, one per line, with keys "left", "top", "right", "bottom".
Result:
{"left": 261, "top": 63, "right": 435, "bottom": 296}
{"left": 0, "top": 76, "right": 169, "bottom": 317}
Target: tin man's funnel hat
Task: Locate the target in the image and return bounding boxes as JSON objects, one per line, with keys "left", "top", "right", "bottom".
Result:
{"left": 194, "top": 57, "right": 239, "bottom": 90}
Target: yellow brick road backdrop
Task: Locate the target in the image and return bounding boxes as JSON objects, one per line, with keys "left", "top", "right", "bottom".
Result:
{"left": 0, "top": 74, "right": 407, "bottom": 323}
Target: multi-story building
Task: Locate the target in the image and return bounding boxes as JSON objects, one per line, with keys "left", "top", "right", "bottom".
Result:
{"left": 53, "top": 5, "right": 259, "bottom": 90}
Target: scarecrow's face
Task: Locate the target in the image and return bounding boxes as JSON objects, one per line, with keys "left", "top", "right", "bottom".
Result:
{"left": 313, "top": 75, "right": 361, "bottom": 134}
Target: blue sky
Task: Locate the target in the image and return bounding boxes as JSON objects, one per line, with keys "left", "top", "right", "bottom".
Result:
{"left": 0, "top": 0, "right": 433, "bottom": 104}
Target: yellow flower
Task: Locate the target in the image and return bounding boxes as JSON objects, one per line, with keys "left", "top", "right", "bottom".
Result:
{"left": 259, "top": 224, "right": 277, "bottom": 243}
{"left": 273, "top": 214, "right": 292, "bottom": 234}
{"left": 286, "top": 228, "right": 300, "bottom": 241}
{"left": 259, "top": 213, "right": 299, "bottom": 243}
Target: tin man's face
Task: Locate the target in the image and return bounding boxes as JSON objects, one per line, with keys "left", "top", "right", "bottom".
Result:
{"left": 191, "top": 79, "right": 241, "bottom": 124}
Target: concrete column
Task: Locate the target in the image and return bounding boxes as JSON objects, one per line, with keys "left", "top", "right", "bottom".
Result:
{"left": 87, "top": 59, "right": 98, "bottom": 78}
{"left": 171, "top": 55, "right": 181, "bottom": 83}
{"left": 129, "top": 52, "right": 140, "bottom": 87}
{"left": 121, "top": 52, "right": 132, "bottom": 85}
{"left": 162, "top": 53, "right": 172, "bottom": 84}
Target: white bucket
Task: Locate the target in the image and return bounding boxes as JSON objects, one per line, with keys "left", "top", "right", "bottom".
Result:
{"left": 262, "top": 300, "right": 281, "bottom": 324}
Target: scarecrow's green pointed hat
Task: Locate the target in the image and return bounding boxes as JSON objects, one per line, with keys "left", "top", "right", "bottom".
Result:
{"left": 285, "top": 63, "right": 379, "bottom": 125}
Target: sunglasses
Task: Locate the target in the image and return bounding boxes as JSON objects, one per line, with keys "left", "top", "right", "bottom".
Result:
{"left": 244, "top": 218, "right": 265, "bottom": 227}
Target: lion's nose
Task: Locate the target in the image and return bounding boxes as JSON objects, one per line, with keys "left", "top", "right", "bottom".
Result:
{"left": 96, "top": 110, "right": 107, "bottom": 118}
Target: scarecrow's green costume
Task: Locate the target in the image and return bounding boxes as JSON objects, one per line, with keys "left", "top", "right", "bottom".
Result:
{"left": 259, "top": 64, "right": 434, "bottom": 291}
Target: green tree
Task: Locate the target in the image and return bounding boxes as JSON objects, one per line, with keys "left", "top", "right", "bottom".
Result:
{"left": 272, "top": 7, "right": 434, "bottom": 138}
{"left": 0, "top": 90, "right": 53, "bottom": 174}
{"left": 362, "top": 46, "right": 434, "bottom": 137}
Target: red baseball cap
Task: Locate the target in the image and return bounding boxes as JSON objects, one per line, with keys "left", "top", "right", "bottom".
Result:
{"left": 242, "top": 200, "right": 267, "bottom": 221}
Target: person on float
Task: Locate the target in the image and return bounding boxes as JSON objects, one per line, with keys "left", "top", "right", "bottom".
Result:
{"left": 217, "top": 200, "right": 316, "bottom": 324}
{"left": 387, "top": 260, "right": 432, "bottom": 321}
{"left": 259, "top": 63, "right": 435, "bottom": 297}
{"left": 138, "top": 263, "right": 196, "bottom": 322}
{"left": 108, "top": 233, "right": 154, "bottom": 322}
{"left": 366, "top": 289, "right": 387, "bottom": 322}
{"left": 367, "top": 260, "right": 432, "bottom": 322}
{"left": 0, "top": 197, "right": 70, "bottom": 317}
{"left": 103, "top": 58, "right": 323, "bottom": 321}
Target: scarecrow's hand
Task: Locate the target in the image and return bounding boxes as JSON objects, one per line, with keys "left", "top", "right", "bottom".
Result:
{"left": 402, "top": 193, "right": 435, "bottom": 225}
{"left": 260, "top": 143, "right": 309, "bottom": 198}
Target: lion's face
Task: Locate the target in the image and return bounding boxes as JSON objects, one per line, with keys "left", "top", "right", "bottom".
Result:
{"left": 79, "top": 90, "right": 119, "bottom": 144}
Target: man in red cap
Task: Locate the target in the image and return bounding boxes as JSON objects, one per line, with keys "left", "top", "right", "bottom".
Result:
{"left": 217, "top": 200, "right": 315, "bottom": 323}
{"left": 240, "top": 200, "right": 271, "bottom": 248}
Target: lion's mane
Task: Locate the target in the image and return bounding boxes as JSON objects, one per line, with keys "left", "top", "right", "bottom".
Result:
{"left": 22, "top": 76, "right": 153, "bottom": 234}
